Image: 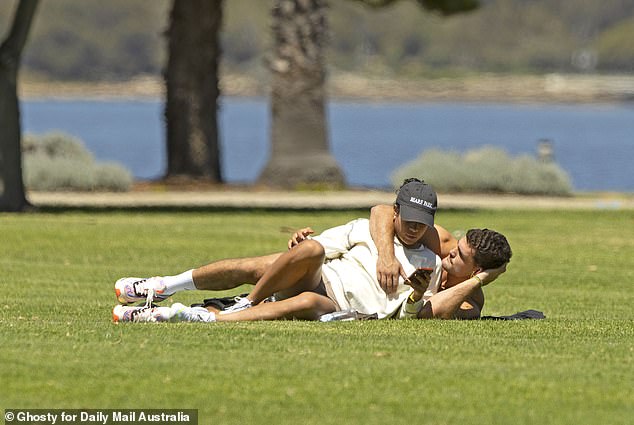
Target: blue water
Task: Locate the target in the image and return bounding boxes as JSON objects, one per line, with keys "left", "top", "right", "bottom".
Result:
{"left": 21, "top": 97, "right": 634, "bottom": 192}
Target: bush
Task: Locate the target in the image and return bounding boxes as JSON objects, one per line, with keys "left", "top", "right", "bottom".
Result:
{"left": 594, "top": 17, "right": 634, "bottom": 71}
{"left": 391, "top": 145, "right": 573, "bottom": 196}
{"left": 23, "top": 132, "right": 133, "bottom": 192}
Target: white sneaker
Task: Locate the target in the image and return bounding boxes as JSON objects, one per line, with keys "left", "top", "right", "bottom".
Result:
{"left": 115, "top": 277, "right": 169, "bottom": 305}
{"left": 219, "top": 296, "right": 252, "bottom": 315}
{"left": 112, "top": 305, "right": 175, "bottom": 323}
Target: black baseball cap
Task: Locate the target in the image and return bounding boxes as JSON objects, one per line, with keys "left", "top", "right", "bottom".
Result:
{"left": 396, "top": 180, "right": 437, "bottom": 227}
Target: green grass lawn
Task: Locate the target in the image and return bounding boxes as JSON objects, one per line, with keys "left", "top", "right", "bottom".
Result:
{"left": 1, "top": 208, "right": 633, "bottom": 425}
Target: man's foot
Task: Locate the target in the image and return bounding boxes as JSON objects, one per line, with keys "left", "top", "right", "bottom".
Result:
{"left": 112, "top": 303, "right": 216, "bottom": 323}
{"left": 112, "top": 305, "right": 175, "bottom": 323}
{"left": 115, "top": 277, "right": 169, "bottom": 304}
{"left": 219, "top": 296, "right": 252, "bottom": 315}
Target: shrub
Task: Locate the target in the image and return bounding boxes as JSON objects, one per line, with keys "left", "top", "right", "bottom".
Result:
{"left": 22, "top": 132, "right": 93, "bottom": 162}
{"left": 392, "top": 145, "right": 573, "bottom": 196}
{"left": 23, "top": 132, "right": 133, "bottom": 192}
{"left": 93, "top": 163, "right": 134, "bottom": 192}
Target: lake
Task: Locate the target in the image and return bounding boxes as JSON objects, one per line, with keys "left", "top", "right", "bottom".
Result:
{"left": 21, "top": 97, "right": 634, "bottom": 192}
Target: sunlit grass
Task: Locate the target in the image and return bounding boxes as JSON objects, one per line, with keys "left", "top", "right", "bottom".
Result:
{"left": 1, "top": 208, "right": 632, "bottom": 425}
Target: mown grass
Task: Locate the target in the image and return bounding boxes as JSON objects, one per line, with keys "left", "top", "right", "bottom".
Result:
{"left": 1, "top": 208, "right": 633, "bottom": 425}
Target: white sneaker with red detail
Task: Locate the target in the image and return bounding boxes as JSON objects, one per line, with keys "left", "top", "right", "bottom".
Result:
{"left": 112, "top": 303, "right": 216, "bottom": 323}
{"left": 115, "top": 277, "right": 169, "bottom": 305}
{"left": 112, "top": 304, "right": 175, "bottom": 323}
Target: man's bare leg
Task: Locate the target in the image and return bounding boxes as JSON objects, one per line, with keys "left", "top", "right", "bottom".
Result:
{"left": 117, "top": 241, "right": 322, "bottom": 304}
{"left": 192, "top": 253, "right": 282, "bottom": 290}
{"left": 115, "top": 252, "right": 282, "bottom": 303}
{"left": 114, "top": 291, "right": 337, "bottom": 323}
{"left": 245, "top": 240, "right": 326, "bottom": 305}
{"left": 214, "top": 292, "right": 337, "bottom": 322}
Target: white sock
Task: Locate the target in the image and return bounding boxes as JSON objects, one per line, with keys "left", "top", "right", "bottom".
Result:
{"left": 170, "top": 304, "right": 215, "bottom": 322}
{"left": 190, "top": 307, "right": 216, "bottom": 322}
{"left": 162, "top": 269, "right": 196, "bottom": 295}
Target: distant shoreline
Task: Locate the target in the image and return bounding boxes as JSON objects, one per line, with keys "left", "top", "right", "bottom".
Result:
{"left": 20, "top": 73, "right": 634, "bottom": 104}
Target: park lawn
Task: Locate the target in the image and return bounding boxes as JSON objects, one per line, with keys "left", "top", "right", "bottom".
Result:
{"left": 1, "top": 208, "right": 633, "bottom": 425}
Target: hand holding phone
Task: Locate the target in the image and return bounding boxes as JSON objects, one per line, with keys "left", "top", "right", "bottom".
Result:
{"left": 407, "top": 267, "right": 433, "bottom": 287}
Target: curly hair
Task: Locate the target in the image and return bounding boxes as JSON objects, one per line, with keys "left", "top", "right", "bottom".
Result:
{"left": 466, "top": 229, "right": 512, "bottom": 269}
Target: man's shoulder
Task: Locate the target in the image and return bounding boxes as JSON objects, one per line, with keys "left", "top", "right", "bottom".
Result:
{"left": 344, "top": 218, "right": 370, "bottom": 232}
{"left": 319, "top": 218, "right": 368, "bottom": 234}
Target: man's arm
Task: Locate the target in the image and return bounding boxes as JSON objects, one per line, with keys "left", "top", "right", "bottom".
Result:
{"left": 370, "top": 204, "right": 443, "bottom": 294}
{"left": 369, "top": 204, "right": 403, "bottom": 294}
{"left": 434, "top": 225, "right": 457, "bottom": 259}
{"left": 450, "top": 291, "right": 484, "bottom": 320}
{"left": 416, "top": 265, "right": 506, "bottom": 319}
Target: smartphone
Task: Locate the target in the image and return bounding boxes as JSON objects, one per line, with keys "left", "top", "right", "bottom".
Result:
{"left": 408, "top": 267, "right": 434, "bottom": 284}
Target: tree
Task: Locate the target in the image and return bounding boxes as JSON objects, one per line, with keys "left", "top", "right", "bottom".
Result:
{"left": 0, "top": 0, "right": 39, "bottom": 212}
{"left": 258, "top": 0, "right": 345, "bottom": 189}
{"left": 259, "top": 0, "right": 478, "bottom": 189}
{"left": 164, "top": 0, "right": 223, "bottom": 182}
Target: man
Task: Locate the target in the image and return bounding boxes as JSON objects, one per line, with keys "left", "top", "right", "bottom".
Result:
{"left": 370, "top": 204, "right": 512, "bottom": 319}
{"left": 113, "top": 179, "right": 512, "bottom": 322}
{"left": 113, "top": 179, "right": 443, "bottom": 323}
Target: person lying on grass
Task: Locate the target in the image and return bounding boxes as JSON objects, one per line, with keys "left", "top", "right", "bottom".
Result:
{"left": 112, "top": 179, "right": 511, "bottom": 323}
{"left": 370, "top": 204, "right": 507, "bottom": 319}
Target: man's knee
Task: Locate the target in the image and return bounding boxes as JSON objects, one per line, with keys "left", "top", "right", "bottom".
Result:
{"left": 293, "top": 292, "right": 333, "bottom": 315}
{"left": 293, "top": 239, "right": 325, "bottom": 263}
{"left": 293, "top": 292, "right": 320, "bottom": 310}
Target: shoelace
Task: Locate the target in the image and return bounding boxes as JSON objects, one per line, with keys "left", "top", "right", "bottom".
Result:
{"left": 130, "top": 305, "right": 154, "bottom": 323}
{"left": 132, "top": 279, "right": 155, "bottom": 308}
{"left": 145, "top": 287, "right": 155, "bottom": 309}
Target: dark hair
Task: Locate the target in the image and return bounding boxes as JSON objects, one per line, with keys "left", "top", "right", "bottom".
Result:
{"left": 397, "top": 177, "right": 423, "bottom": 191}
{"left": 394, "top": 177, "right": 423, "bottom": 207}
{"left": 466, "top": 229, "right": 512, "bottom": 269}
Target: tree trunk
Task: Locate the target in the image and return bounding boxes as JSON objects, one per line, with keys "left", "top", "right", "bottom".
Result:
{"left": 259, "top": 0, "right": 344, "bottom": 189}
{"left": 164, "top": 0, "right": 223, "bottom": 182}
{"left": 0, "top": 0, "right": 38, "bottom": 212}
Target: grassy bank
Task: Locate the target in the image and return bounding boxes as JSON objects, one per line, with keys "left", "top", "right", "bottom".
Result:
{"left": 1, "top": 209, "right": 632, "bottom": 424}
